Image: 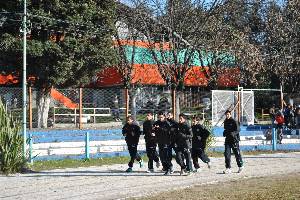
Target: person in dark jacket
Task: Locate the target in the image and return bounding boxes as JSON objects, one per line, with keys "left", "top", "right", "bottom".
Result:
{"left": 122, "top": 116, "right": 143, "bottom": 172}
{"left": 284, "top": 104, "right": 293, "bottom": 128}
{"left": 153, "top": 112, "right": 172, "bottom": 175}
{"left": 175, "top": 113, "right": 193, "bottom": 175}
{"left": 295, "top": 105, "right": 300, "bottom": 130}
{"left": 166, "top": 112, "right": 178, "bottom": 173}
{"left": 191, "top": 116, "right": 211, "bottom": 172}
{"left": 223, "top": 110, "right": 243, "bottom": 174}
{"left": 143, "top": 112, "right": 160, "bottom": 172}
{"left": 269, "top": 104, "right": 276, "bottom": 123}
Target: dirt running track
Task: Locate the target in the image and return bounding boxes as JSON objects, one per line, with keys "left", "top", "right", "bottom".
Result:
{"left": 1, "top": 152, "right": 300, "bottom": 200}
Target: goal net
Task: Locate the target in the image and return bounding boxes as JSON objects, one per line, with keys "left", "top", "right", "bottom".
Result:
{"left": 212, "top": 90, "right": 254, "bottom": 126}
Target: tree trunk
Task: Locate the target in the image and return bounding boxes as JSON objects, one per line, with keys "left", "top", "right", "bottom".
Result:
{"left": 130, "top": 88, "right": 139, "bottom": 121}
{"left": 37, "top": 90, "right": 51, "bottom": 128}
{"left": 172, "top": 89, "right": 176, "bottom": 119}
{"left": 175, "top": 90, "right": 182, "bottom": 121}
{"left": 125, "top": 88, "right": 129, "bottom": 119}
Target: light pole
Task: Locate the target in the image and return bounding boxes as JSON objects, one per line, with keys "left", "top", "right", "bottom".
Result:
{"left": 22, "top": 0, "right": 27, "bottom": 158}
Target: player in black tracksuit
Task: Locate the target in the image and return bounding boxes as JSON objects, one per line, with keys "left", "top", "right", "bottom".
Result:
{"left": 143, "top": 113, "right": 160, "bottom": 172}
{"left": 223, "top": 110, "right": 244, "bottom": 174}
{"left": 166, "top": 112, "right": 178, "bottom": 172}
{"left": 191, "top": 116, "right": 211, "bottom": 171}
{"left": 122, "top": 116, "right": 143, "bottom": 172}
{"left": 153, "top": 112, "right": 172, "bottom": 175}
{"left": 175, "top": 113, "right": 193, "bottom": 175}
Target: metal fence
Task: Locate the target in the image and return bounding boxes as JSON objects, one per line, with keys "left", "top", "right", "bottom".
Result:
{"left": 1, "top": 86, "right": 299, "bottom": 162}
{"left": 0, "top": 86, "right": 212, "bottom": 130}
{"left": 1, "top": 86, "right": 299, "bottom": 130}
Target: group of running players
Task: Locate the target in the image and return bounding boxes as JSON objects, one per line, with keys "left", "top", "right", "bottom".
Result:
{"left": 122, "top": 110, "right": 244, "bottom": 175}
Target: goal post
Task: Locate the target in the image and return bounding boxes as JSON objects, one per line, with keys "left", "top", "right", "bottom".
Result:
{"left": 212, "top": 86, "right": 283, "bottom": 127}
{"left": 212, "top": 90, "right": 254, "bottom": 126}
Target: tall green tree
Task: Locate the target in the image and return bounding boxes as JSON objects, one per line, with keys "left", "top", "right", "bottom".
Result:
{"left": 0, "top": 0, "right": 116, "bottom": 128}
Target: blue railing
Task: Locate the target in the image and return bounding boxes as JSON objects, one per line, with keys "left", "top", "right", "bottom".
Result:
{"left": 29, "top": 129, "right": 123, "bottom": 143}
{"left": 27, "top": 125, "right": 299, "bottom": 162}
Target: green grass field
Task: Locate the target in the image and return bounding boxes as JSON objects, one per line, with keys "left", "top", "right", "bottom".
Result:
{"left": 30, "top": 155, "right": 149, "bottom": 171}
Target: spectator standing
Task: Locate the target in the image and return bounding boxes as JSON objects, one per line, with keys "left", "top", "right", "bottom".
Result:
{"left": 112, "top": 95, "right": 121, "bottom": 122}
{"left": 274, "top": 111, "right": 285, "bottom": 144}
{"left": 295, "top": 105, "right": 300, "bottom": 130}
{"left": 283, "top": 104, "right": 293, "bottom": 128}
{"left": 269, "top": 104, "right": 276, "bottom": 123}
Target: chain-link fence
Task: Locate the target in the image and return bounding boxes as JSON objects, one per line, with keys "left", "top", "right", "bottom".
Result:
{"left": 0, "top": 86, "right": 212, "bottom": 130}
{"left": 1, "top": 86, "right": 298, "bottom": 130}
{"left": 1, "top": 86, "right": 299, "bottom": 161}
{"left": 50, "top": 88, "right": 126, "bottom": 128}
{"left": 0, "top": 87, "right": 23, "bottom": 121}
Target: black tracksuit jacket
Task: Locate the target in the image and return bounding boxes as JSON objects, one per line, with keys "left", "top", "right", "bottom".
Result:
{"left": 143, "top": 119, "right": 156, "bottom": 146}
{"left": 122, "top": 123, "right": 141, "bottom": 145}
{"left": 153, "top": 120, "right": 171, "bottom": 146}
{"left": 223, "top": 117, "right": 240, "bottom": 143}
{"left": 192, "top": 124, "right": 210, "bottom": 149}
{"left": 167, "top": 119, "right": 178, "bottom": 144}
{"left": 176, "top": 122, "right": 193, "bottom": 149}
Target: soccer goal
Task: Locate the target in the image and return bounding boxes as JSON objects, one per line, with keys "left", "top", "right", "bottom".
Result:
{"left": 212, "top": 87, "right": 283, "bottom": 126}
{"left": 212, "top": 90, "right": 254, "bottom": 126}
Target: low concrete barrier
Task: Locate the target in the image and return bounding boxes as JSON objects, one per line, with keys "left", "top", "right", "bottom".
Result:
{"left": 31, "top": 136, "right": 300, "bottom": 160}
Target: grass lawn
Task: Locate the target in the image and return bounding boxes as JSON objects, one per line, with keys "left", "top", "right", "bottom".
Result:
{"left": 29, "top": 150, "right": 298, "bottom": 171}
{"left": 29, "top": 155, "right": 149, "bottom": 171}
{"left": 136, "top": 173, "right": 300, "bottom": 200}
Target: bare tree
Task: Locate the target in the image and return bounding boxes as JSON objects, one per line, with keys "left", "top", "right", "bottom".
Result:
{"left": 119, "top": 0, "right": 264, "bottom": 118}
{"left": 192, "top": 0, "right": 264, "bottom": 88}
{"left": 114, "top": 4, "right": 150, "bottom": 119}
{"left": 119, "top": 0, "right": 216, "bottom": 118}
{"left": 264, "top": 0, "right": 300, "bottom": 95}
